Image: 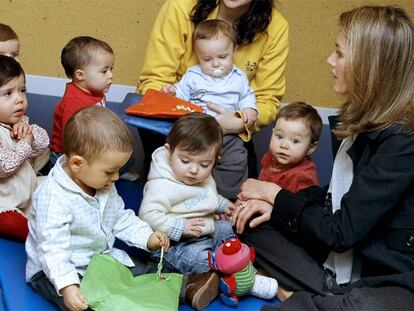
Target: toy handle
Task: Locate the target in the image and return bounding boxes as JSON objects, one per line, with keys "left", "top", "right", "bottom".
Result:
{"left": 208, "top": 251, "right": 218, "bottom": 271}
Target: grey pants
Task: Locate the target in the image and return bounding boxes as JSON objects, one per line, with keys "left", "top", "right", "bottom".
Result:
{"left": 242, "top": 224, "right": 414, "bottom": 311}
{"left": 213, "top": 134, "right": 248, "bottom": 200}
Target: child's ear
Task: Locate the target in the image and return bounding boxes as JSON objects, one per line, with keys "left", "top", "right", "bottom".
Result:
{"left": 74, "top": 69, "right": 85, "bottom": 82}
{"left": 68, "top": 155, "right": 86, "bottom": 172}
{"left": 165, "top": 144, "right": 174, "bottom": 163}
{"left": 215, "top": 155, "right": 222, "bottom": 166}
{"left": 307, "top": 141, "right": 319, "bottom": 156}
{"left": 164, "top": 143, "right": 171, "bottom": 154}
{"left": 232, "top": 45, "right": 238, "bottom": 56}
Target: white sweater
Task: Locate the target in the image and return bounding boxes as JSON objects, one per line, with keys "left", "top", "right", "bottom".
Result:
{"left": 139, "top": 146, "right": 229, "bottom": 241}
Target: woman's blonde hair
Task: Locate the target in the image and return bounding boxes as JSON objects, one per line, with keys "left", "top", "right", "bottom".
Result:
{"left": 334, "top": 5, "right": 414, "bottom": 137}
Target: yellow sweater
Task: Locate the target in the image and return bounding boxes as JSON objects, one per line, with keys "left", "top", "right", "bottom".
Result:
{"left": 138, "top": 0, "right": 289, "bottom": 141}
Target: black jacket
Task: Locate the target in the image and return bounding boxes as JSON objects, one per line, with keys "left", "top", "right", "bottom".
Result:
{"left": 271, "top": 124, "right": 414, "bottom": 291}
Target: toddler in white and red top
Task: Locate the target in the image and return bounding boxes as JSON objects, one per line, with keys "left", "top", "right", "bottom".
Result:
{"left": 0, "top": 55, "right": 49, "bottom": 241}
{"left": 258, "top": 101, "right": 322, "bottom": 192}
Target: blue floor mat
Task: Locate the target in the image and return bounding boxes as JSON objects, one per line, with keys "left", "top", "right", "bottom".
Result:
{"left": 0, "top": 237, "right": 280, "bottom": 310}
{"left": 0, "top": 238, "right": 56, "bottom": 311}
{"left": 0, "top": 179, "right": 280, "bottom": 310}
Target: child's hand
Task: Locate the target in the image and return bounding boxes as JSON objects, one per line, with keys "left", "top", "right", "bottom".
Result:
{"left": 242, "top": 108, "right": 258, "bottom": 128}
{"left": 215, "top": 202, "right": 235, "bottom": 221}
{"left": 148, "top": 231, "right": 170, "bottom": 251}
{"left": 161, "top": 84, "right": 176, "bottom": 95}
{"left": 21, "top": 131, "right": 34, "bottom": 146}
{"left": 183, "top": 218, "right": 205, "bottom": 238}
{"left": 61, "top": 284, "right": 88, "bottom": 311}
{"left": 224, "top": 202, "right": 236, "bottom": 217}
{"left": 11, "top": 120, "right": 32, "bottom": 140}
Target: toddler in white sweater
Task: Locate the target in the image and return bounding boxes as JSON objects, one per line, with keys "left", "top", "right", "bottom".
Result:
{"left": 139, "top": 112, "right": 235, "bottom": 274}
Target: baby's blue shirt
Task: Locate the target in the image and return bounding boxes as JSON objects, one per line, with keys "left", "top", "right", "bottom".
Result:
{"left": 174, "top": 65, "right": 257, "bottom": 116}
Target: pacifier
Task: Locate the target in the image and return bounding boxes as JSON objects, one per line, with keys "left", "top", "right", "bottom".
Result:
{"left": 211, "top": 67, "right": 226, "bottom": 79}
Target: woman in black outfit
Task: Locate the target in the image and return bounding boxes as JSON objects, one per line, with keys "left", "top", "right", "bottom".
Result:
{"left": 232, "top": 5, "right": 414, "bottom": 310}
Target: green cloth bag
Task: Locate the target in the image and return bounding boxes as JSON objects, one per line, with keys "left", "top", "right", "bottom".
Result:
{"left": 80, "top": 254, "right": 183, "bottom": 311}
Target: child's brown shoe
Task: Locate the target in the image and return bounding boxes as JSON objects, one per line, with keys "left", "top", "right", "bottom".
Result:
{"left": 185, "top": 271, "right": 220, "bottom": 310}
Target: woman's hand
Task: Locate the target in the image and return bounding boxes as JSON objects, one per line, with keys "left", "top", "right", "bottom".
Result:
{"left": 238, "top": 178, "right": 281, "bottom": 204}
{"left": 207, "top": 102, "right": 245, "bottom": 134}
{"left": 231, "top": 199, "right": 274, "bottom": 234}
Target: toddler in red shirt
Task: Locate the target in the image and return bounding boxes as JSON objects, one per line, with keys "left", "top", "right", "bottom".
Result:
{"left": 50, "top": 36, "right": 114, "bottom": 164}
{"left": 258, "top": 101, "right": 322, "bottom": 192}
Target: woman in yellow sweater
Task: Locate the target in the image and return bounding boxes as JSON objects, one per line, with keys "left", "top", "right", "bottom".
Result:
{"left": 138, "top": 0, "right": 289, "bottom": 199}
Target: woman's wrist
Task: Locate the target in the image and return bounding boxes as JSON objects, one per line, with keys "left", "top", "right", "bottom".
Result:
{"left": 265, "top": 183, "right": 281, "bottom": 204}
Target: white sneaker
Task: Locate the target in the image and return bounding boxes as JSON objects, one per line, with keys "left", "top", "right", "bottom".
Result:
{"left": 250, "top": 274, "right": 278, "bottom": 300}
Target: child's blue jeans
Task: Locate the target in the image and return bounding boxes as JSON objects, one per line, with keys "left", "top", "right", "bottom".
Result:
{"left": 152, "top": 220, "right": 234, "bottom": 274}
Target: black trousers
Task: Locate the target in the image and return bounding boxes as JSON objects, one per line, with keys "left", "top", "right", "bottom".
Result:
{"left": 30, "top": 270, "right": 84, "bottom": 311}
{"left": 262, "top": 286, "right": 414, "bottom": 311}
{"left": 242, "top": 224, "right": 414, "bottom": 311}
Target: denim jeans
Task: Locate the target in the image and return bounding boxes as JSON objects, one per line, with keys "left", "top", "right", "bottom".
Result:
{"left": 152, "top": 220, "right": 234, "bottom": 274}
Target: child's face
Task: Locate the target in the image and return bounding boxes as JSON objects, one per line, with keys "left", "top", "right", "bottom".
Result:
{"left": 0, "top": 39, "right": 20, "bottom": 61}
{"left": 77, "top": 49, "right": 114, "bottom": 94}
{"left": 0, "top": 74, "right": 27, "bottom": 125}
{"left": 66, "top": 149, "right": 131, "bottom": 196}
{"left": 195, "top": 33, "right": 235, "bottom": 79}
{"left": 167, "top": 144, "right": 217, "bottom": 186}
{"left": 269, "top": 118, "right": 316, "bottom": 168}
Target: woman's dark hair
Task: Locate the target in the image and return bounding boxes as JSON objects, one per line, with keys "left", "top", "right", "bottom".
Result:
{"left": 190, "top": 0, "right": 274, "bottom": 46}
{"left": 0, "top": 55, "right": 24, "bottom": 88}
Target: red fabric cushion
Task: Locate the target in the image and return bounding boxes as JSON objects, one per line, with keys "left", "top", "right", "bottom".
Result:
{"left": 125, "top": 89, "right": 203, "bottom": 118}
{"left": 0, "top": 211, "right": 28, "bottom": 242}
